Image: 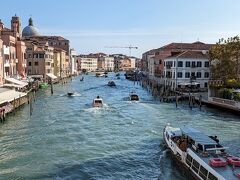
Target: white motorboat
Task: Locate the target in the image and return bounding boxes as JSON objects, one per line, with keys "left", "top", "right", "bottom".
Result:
{"left": 92, "top": 96, "right": 103, "bottom": 107}
{"left": 163, "top": 123, "right": 240, "bottom": 180}
{"left": 129, "top": 91, "right": 139, "bottom": 101}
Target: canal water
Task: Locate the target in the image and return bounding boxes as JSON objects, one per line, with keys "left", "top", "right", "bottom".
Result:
{"left": 0, "top": 73, "right": 240, "bottom": 180}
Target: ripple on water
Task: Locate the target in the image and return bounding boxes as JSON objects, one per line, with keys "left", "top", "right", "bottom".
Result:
{"left": 0, "top": 73, "right": 240, "bottom": 179}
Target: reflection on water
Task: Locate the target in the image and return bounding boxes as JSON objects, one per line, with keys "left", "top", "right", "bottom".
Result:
{"left": 0, "top": 72, "right": 240, "bottom": 179}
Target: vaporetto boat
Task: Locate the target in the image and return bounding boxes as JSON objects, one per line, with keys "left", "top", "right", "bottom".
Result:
{"left": 163, "top": 124, "right": 240, "bottom": 180}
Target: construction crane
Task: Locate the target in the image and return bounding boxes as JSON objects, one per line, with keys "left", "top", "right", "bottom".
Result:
{"left": 105, "top": 45, "right": 138, "bottom": 56}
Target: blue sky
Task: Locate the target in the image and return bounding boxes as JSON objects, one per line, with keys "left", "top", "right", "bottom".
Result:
{"left": 1, "top": 0, "right": 240, "bottom": 57}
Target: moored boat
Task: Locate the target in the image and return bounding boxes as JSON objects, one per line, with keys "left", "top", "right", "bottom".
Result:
{"left": 96, "top": 72, "right": 105, "bottom": 77}
{"left": 39, "top": 82, "right": 48, "bottom": 89}
{"left": 163, "top": 124, "right": 240, "bottom": 180}
{"left": 92, "top": 96, "right": 103, "bottom": 107}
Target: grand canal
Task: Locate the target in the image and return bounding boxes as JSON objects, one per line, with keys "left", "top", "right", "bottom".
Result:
{"left": 0, "top": 73, "right": 240, "bottom": 180}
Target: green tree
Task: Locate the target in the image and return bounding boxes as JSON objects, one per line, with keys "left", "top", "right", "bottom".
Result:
{"left": 209, "top": 36, "right": 240, "bottom": 81}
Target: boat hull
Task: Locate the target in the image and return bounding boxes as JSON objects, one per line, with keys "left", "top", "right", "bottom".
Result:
{"left": 163, "top": 135, "right": 199, "bottom": 180}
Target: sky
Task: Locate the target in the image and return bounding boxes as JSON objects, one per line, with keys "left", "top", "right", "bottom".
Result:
{"left": 1, "top": 0, "right": 240, "bottom": 57}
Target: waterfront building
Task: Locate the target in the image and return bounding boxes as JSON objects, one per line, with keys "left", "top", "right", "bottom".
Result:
{"left": 98, "top": 56, "right": 114, "bottom": 71}
{"left": 25, "top": 41, "right": 54, "bottom": 79}
{"left": 21, "top": 17, "right": 73, "bottom": 77}
{"left": 142, "top": 42, "right": 213, "bottom": 85}
{"left": 163, "top": 50, "right": 210, "bottom": 90}
{"left": 0, "top": 37, "right": 3, "bottom": 84}
{"left": 70, "top": 49, "right": 78, "bottom": 75}
{"left": 0, "top": 16, "right": 26, "bottom": 79}
{"left": 78, "top": 55, "right": 98, "bottom": 72}
{"left": 112, "top": 54, "right": 134, "bottom": 71}
{"left": 53, "top": 48, "right": 66, "bottom": 78}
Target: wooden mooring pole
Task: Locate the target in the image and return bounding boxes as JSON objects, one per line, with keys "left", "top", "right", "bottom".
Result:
{"left": 51, "top": 79, "right": 53, "bottom": 95}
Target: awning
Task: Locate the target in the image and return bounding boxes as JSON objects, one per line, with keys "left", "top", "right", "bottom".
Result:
{"left": 3, "top": 84, "right": 26, "bottom": 88}
{"left": 5, "top": 77, "right": 28, "bottom": 87}
{"left": 46, "top": 73, "right": 57, "bottom": 79}
{"left": 179, "top": 82, "right": 191, "bottom": 86}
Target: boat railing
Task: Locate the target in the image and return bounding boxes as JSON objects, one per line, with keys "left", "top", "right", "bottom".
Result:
{"left": 206, "top": 147, "right": 229, "bottom": 151}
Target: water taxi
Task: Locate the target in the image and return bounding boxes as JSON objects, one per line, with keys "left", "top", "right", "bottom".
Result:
{"left": 129, "top": 91, "right": 139, "bottom": 101}
{"left": 92, "top": 96, "right": 103, "bottom": 107}
{"left": 163, "top": 124, "right": 240, "bottom": 180}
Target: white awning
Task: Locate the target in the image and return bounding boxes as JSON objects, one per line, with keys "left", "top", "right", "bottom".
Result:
{"left": 191, "top": 82, "right": 200, "bottom": 85}
{"left": 3, "top": 84, "right": 26, "bottom": 88}
{"left": 5, "top": 77, "right": 28, "bottom": 87}
{"left": 179, "top": 82, "right": 191, "bottom": 86}
{"left": 46, "top": 73, "right": 57, "bottom": 79}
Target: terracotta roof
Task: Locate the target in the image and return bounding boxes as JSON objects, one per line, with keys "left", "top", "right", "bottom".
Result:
{"left": 54, "top": 47, "right": 66, "bottom": 52}
{"left": 168, "top": 50, "right": 209, "bottom": 59}
{"left": 159, "top": 41, "right": 213, "bottom": 51}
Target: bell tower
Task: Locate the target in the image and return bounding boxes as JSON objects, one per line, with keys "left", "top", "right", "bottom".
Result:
{"left": 11, "top": 14, "right": 21, "bottom": 37}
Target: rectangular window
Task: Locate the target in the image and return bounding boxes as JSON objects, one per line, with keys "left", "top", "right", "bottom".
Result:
{"left": 205, "top": 61, "right": 209, "bottom": 67}
{"left": 177, "top": 72, "right": 183, "bottom": 78}
{"left": 208, "top": 172, "right": 218, "bottom": 180}
{"left": 28, "top": 62, "right": 32, "bottom": 66}
{"left": 192, "top": 159, "right": 200, "bottom": 173}
{"left": 28, "top": 54, "right": 31, "bottom": 58}
{"left": 35, "top": 62, "right": 38, "bottom": 66}
{"left": 186, "top": 154, "right": 193, "bottom": 166}
{"left": 186, "top": 61, "right": 190, "bottom": 67}
{"left": 185, "top": 72, "right": 190, "bottom": 78}
{"left": 204, "top": 72, "right": 209, "bottom": 78}
{"left": 191, "top": 72, "right": 195, "bottom": 78}
{"left": 196, "top": 72, "right": 201, "bottom": 78}
{"left": 199, "top": 166, "right": 208, "bottom": 180}
{"left": 39, "top": 54, "right": 44, "bottom": 58}
{"left": 197, "top": 61, "right": 202, "bottom": 67}
{"left": 192, "top": 61, "right": 196, "bottom": 68}
{"left": 178, "top": 61, "right": 183, "bottom": 67}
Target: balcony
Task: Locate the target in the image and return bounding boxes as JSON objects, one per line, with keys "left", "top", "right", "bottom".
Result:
{"left": 4, "top": 59, "right": 10, "bottom": 67}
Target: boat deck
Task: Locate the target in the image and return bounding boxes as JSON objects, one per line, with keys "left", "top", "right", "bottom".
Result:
{"left": 195, "top": 150, "right": 240, "bottom": 180}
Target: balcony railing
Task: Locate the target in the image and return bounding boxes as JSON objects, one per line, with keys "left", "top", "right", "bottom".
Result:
{"left": 4, "top": 59, "right": 10, "bottom": 67}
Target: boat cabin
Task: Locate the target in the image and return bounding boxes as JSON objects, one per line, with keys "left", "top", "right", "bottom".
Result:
{"left": 129, "top": 91, "right": 139, "bottom": 101}
{"left": 92, "top": 96, "right": 103, "bottom": 107}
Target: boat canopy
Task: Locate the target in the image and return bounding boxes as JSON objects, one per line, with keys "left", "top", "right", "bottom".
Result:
{"left": 46, "top": 73, "right": 57, "bottom": 79}
{"left": 181, "top": 127, "right": 217, "bottom": 146}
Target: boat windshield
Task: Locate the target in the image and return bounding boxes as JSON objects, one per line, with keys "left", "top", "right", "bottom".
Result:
{"left": 94, "top": 100, "right": 102, "bottom": 103}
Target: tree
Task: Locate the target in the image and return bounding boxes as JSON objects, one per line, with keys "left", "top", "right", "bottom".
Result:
{"left": 209, "top": 36, "right": 240, "bottom": 81}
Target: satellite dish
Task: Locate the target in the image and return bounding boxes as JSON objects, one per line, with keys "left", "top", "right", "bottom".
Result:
{"left": 202, "top": 50, "right": 207, "bottom": 55}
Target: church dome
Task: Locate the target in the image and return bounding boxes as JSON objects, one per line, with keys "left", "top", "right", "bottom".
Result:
{"left": 22, "top": 17, "right": 40, "bottom": 37}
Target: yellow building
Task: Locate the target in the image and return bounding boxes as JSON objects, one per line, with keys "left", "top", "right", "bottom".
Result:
{"left": 53, "top": 48, "right": 66, "bottom": 78}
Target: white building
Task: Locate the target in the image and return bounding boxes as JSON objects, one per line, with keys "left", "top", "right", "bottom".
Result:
{"left": 129, "top": 57, "right": 136, "bottom": 69}
{"left": 101, "top": 56, "right": 114, "bottom": 71}
{"left": 80, "top": 57, "right": 98, "bottom": 72}
{"left": 70, "top": 49, "right": 77, "bottom": 74}
{"left": 163, "top": 51, "right": 210, "bottom": 90}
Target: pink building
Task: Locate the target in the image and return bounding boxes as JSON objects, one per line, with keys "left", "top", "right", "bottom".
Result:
{"left": 0, "top": 37, "right": 3, "bottom": 84}
{"left": 0, "top": 16, "right": 26, "bottom": 78}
